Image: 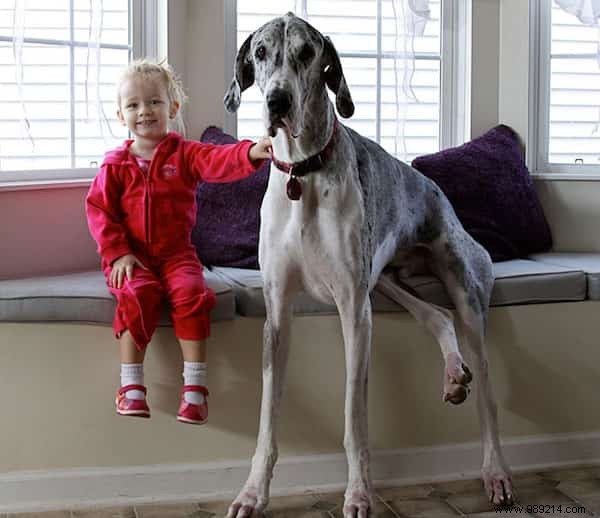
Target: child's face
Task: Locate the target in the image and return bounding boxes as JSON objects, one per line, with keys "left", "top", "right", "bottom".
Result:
{"left": 117, "top": 74, "right": 179, "bottom": 143}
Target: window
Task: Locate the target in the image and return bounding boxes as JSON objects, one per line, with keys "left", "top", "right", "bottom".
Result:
{"left": 531, "top": 0, "right": 600, "bottom": 176}
{"left": 227, "top": 0, "right": 470, "bottom": 163}
{"left": 0, "top": 0, "right": 161, "bottom": 184}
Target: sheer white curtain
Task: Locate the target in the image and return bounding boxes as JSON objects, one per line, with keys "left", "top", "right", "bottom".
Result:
{"left": 554, "top": 0, "right": 600, "bottom": 25}
{"left": 391, "top": 0, "right": 431, "bottom": 158}
{"left": 84, "top": 0, "right": 115, "bottom": 141}
{"left": 12, "top": 0, "right": 32, "bottom": 147}
{"left": 554, "top": 0, "right": 600, "bottom": 134}
{"left": 11, "top": 0, "right": 114, "bottom": 150}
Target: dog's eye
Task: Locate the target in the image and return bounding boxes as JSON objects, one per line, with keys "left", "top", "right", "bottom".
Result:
{"left": 298, "top": 44, "right": 314, "bottom": 62}
{"left": 255, "top": 46, "right": 266, "bottom": 60}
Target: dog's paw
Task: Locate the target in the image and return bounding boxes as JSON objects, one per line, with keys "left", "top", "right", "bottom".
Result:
{"left": 482, "top": 467, "right": 515, "bottom": 506}
{"left": 226, "top": 488, "right": 267, "bottom": 518}
{"left": 443, "top": 352, "right": 472, "bottom": 405}
{"left": 343, "top": 489, "right": 373, "bottom": 518}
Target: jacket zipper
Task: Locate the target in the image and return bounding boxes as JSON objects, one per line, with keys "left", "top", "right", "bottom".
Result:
{"left": 134, "top": 159, "right": 152, "bottom": 250}
{"left": 145, "top": 167, "right": 152, "bottom": 249}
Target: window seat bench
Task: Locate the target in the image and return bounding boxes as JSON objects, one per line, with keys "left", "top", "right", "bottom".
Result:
{"left": 0, "top": 253, "right": 595, "bottom": 323}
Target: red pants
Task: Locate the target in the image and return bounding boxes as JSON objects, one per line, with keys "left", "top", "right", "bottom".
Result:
{"left": 103, "top": 250, "right": 216, "bottom": 350}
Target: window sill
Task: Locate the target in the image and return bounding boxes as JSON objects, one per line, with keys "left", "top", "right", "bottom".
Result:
{"left": 0, "top": 168, "right": 96, "bottom": 192}
{"left": 0, "top": 178, "right": 92, "bottom": 192}
{"left": 532, "top": 172, "right": 600, "bottom": 181}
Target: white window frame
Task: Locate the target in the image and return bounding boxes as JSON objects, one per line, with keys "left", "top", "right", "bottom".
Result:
{"left": 223, "top": 0, "right": 471, "bottom": 152}
{"left": 0, "top": 0, "right": 165, "bottom": 191}
{"left": 529, "top": 0, "right": 600, "bottom": 179}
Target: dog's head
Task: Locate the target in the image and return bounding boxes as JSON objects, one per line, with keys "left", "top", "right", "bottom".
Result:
{"left": 224, "top": 12, "right": 354, "bottom": 138}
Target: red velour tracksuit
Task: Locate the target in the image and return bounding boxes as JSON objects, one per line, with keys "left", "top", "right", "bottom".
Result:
{"left": 86, "top": 132, "right": 261, "bottom": 350}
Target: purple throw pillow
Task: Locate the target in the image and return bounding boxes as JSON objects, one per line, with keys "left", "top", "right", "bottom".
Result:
{"left": 192, "top": 126, "right": 270, "bottom": 269}
{"left": 411, "top": 124, "right": 552, "bottom": 261}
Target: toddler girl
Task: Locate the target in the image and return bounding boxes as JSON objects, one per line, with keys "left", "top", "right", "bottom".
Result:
{"left": 86, "top": 59, "right": 271, "bottom": 424}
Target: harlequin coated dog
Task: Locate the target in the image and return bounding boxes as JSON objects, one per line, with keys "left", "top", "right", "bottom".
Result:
{"left": 224, "top": 13, "right": 513, "bottom": 517}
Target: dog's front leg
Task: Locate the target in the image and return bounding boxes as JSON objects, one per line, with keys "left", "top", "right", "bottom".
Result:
{"left": 227, "top": 281, "right": 293, "bottom": 518}
{"left": 337, "top": 291, "right": 374, "bottom": 518}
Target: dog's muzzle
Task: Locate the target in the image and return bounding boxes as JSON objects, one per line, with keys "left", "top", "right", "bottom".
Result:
{"left": 267, "top": 89, "right": 292, "bottom": 117}
{"left": 266, "top": 88, "right": 295, "bottom": 137}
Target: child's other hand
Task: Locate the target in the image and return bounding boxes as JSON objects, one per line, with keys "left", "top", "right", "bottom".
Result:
{"left": 110, "top": 254, "right": 147, "bottom": 289}
{"left": 249, "top": 137, "right": 272, "bottom": 162}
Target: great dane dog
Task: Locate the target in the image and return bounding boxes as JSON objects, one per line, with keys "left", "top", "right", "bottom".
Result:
{"left": 224, "top": 13, "right": 513, "bottom": 517}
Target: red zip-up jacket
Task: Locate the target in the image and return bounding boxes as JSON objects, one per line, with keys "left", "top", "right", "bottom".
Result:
{"left": 86, "top": 131, "right": 261, "bottom": 264}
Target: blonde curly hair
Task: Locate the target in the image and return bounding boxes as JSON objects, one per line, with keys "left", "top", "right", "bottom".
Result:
{"left": 117, "top": 58, "right": 188, "bottom": 134}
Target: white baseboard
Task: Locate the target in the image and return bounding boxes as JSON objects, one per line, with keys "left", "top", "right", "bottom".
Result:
{"left": 2, "top": 431, "right": 600, "bottom": 513}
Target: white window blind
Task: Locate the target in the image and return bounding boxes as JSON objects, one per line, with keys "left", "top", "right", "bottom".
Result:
{"left": 532, "top": 0, "right": 600, "bottom": 176}
{"left": 549, "top": 3, "right": 600, "bottom": 166}
{"left": 235, "top": 0, "right": 443, "bottom": 163}
{"left": 0, "top": 0, "right": 130, "bottom": 173}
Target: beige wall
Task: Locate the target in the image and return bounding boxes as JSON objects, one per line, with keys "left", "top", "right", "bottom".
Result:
{"left": 471, "top": 0, "right": 500, "bottom": 138}
{"left": 3, "top": 303, "right": 600, "bottom": 473}
{"left": 184, "top": 0, "right": 229, "bottom": 140}
{"left": 498, "top": 0, "right": 529, "bottom": 140}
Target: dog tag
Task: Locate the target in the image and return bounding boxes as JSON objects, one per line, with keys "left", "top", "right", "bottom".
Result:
{"left": 286, "top": 175, "right": 302, "bottom": 200}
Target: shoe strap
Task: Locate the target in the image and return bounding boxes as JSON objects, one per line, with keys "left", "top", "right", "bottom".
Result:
{"left": 119, "top": 384, "right": 147, "bottom": 395}
{"left": 182, "top": 384, "right": 209, "bottom": 397}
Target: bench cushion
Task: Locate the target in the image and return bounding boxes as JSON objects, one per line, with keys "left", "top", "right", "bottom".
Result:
{"left": 529, "top": 253, "right": 600, "bottom": 300}
{"left": 0, "top": 269, "right": 236, "bottom": 323}
{"left": 0, "top": 258, "right": 587, "bottom": 323}
{"left": 396, "top": 259, "right": 585, "bottom": 307}
{"left": 213, "top": 259, "right": 586, "bottom": 316}
{"left": 211, "top": 267, "right": 404, "bottom": 316}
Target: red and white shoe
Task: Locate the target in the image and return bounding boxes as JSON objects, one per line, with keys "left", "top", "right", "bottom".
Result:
{"left": 177, "top": 385, "right": 209, "bottom": 425}
{"left": 115, "top": 384, "right": 150, "bottom": 418}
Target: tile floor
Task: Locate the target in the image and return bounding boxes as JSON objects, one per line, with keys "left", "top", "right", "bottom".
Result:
{"left": 6, "top": 464, "right": 600, "bottom": 517}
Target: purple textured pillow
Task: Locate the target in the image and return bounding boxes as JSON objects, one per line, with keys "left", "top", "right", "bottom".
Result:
{"left": 192, "top": 126, "right": 269, "bottom": 269}
{"left": 411, "top": 124, "right": 552, "bottom": 262}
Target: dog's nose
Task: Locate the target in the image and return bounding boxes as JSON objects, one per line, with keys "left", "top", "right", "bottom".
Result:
{"left": 266, "top": 89, "right": 292, "bottom": 116}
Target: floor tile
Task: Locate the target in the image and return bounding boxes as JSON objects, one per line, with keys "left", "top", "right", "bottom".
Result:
{"left": 7, "top": 513, "right": 71, "bottom": 518}
{"left": 376, "top": 483, "right": 435, "bottom": 500}
{"left": 557, "top": 477, "right": 600, "bottom": 498}
{"left": 265, "top": 510, "right": 330, "bottom": 517}
{"left": 197, "top": 493, "right": 325, "bottom": 517}
{"left": 71, "top": 507, "right": 136, "bottom": 518}
{"left": 328, "top": 498, "right": 398, "bottom": 518}
{"left": 537, "top": 465, "right": 600, "bottom": 482}
{"left": 431, "top": 477, "right": 486, "bottom": 495}
{"left": 445, "top": 490, "right": 497, "bottom": 515}
{"left": 511, "top": 471, "right": 559, "bottom": 489}
{"left": 306, "top": 491, "right": 397, "bottom": 518}
{"left": 195, "top": 500, "right": 231, "bottom": 516}
{"left": 264, "top": 492, "right": 328, "bottom": 517}
{"left": 384, "top": 496, "right": 461, "bottom": 517}
{"left": 134, "top": 502, "right": 204, "bottom": 518}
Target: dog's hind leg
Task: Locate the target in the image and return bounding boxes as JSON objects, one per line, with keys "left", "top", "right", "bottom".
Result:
{"left": 376, "top": 274, "right": 472, "bottom": 404}
{"left": 227, "top": 276, "right": 295, "bottom": 518}
{"left": 336, "top": 288, "right": 375, "bottom": 518}
{"left": 435, "top": 238, "right": 514, "bottom": 506}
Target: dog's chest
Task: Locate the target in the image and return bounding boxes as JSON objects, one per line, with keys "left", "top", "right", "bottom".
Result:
{"left": 260, "top": 169, "right": 366, "bottom": 302}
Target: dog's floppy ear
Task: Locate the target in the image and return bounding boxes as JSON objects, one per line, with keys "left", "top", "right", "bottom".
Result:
{"left": 322, "top": 36, "right": 354, "bottom": 118}
{"left": 224, "top": 32, "right": 255, "bottom": 113}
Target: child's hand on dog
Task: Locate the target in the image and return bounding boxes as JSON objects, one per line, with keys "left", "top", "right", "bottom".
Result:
{"left": 249, "top": 137, "right": 272, "bottom": 161}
